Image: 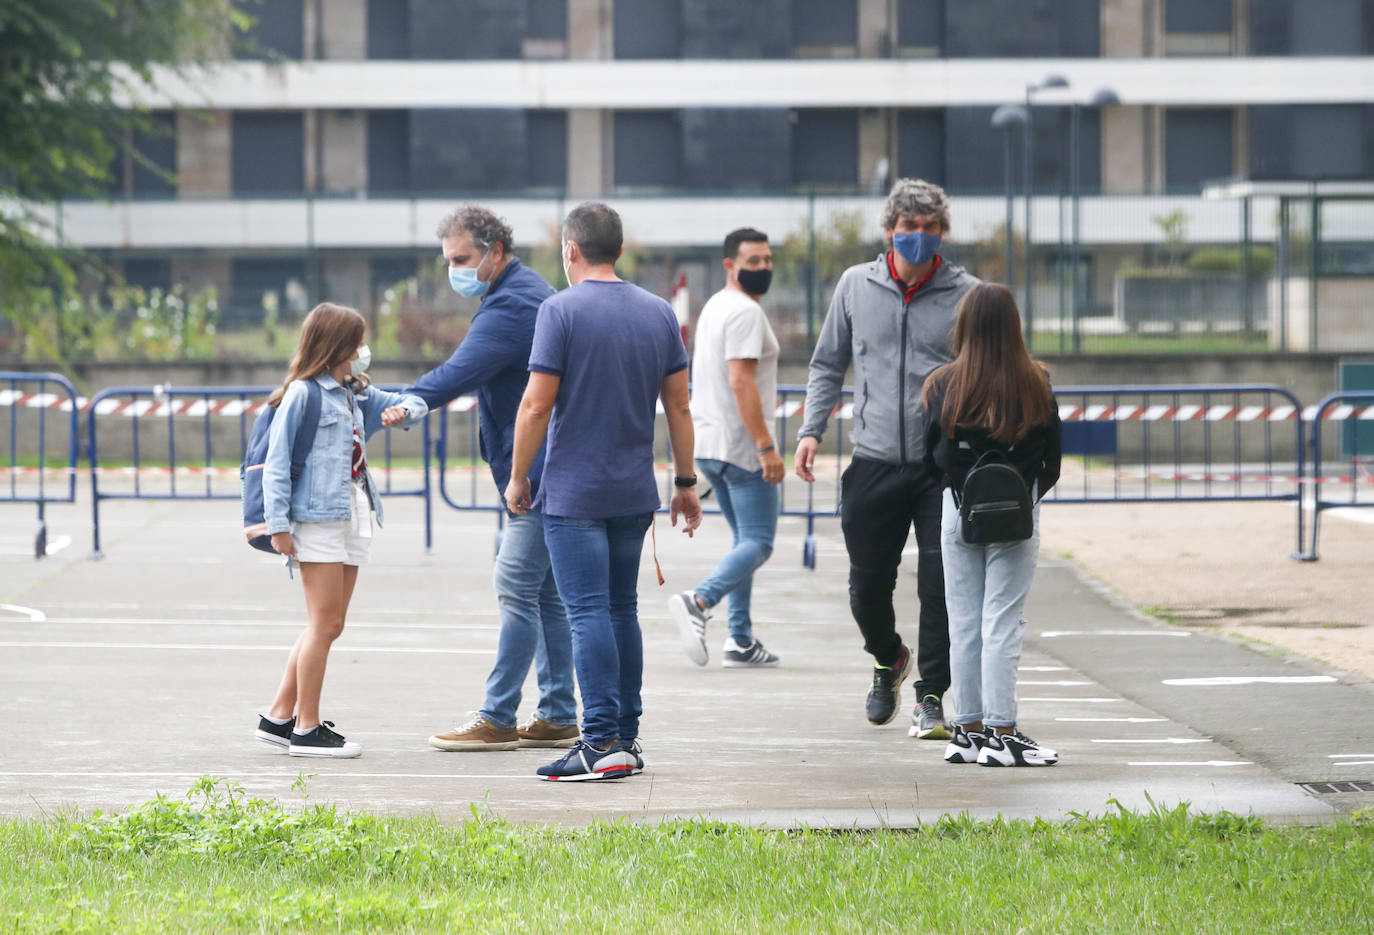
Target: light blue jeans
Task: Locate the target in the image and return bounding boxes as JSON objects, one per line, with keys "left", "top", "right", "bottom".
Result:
{"left": 478, "top": 511, "right": 577, "bottom": 729}
{"left": 694, "top": 458, "right": 778, "bottom": 644}
{"left": 940, "top": 489, "right": 1040, "bottom": 729}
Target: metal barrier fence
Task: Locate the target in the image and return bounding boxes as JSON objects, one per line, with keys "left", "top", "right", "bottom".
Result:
{"left": 86, "top": 384, "right": 432, "bottom": 558}
{"left": 1296, "top": 391, "right": 1374, "bottom": 561}
{"left": 1, "top": 371, "right": 80, "bottom": 558}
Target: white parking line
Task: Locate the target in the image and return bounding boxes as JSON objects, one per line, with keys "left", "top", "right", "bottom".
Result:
{"left": 1041, "top": 630, "right": 1190, "bottom": 638}
{"left": 0, "top": 641, "right": 491, "bottom": 654}
{"left": 1018, "top": 697, "right": 1120, "bottom": 703}
{"left": 1329, "top": 754, "right": 1374, "bottom": 758}
{"left": 1091, "top": 738, "right": 1212, "bottom": 745}
{"left": 1126, "top": 760, "right": 1253, "bottom": 767}
{"left": 1018, "top": 666, "right": 1068, "bottom": 672}
{"left": 1332, "top": 761, "right": 1374, "bottom": 767}
{"left": 0, "top": 604, "right": 45, "bottom": 622}
{"left": 0, "top": 771, "right": 524, "bottom": 780}
{"left": 1057, "top": 717, "right": 1166, "bottom": 723}
{"left": 1018, "top": 680, "right": 1093, "bottom": 686}
{"left": 3, "top": 617, "right": 499, "bottom": 633}
{"left": 1162, "top": 676, "right": 1337, "bottom": 686}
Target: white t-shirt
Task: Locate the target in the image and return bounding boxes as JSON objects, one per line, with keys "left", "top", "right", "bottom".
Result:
{"left": 690, "top": 287, "right": 780, "bottom": 472}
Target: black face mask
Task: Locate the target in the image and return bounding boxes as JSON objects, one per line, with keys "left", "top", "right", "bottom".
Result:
{"left": 736, "top": 267, "right": 772, "bottom": 297}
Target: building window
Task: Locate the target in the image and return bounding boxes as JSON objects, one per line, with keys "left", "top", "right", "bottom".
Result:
{"left": 614, "top": 111, "right": 683, "bottom": 189}
{"left": 1164, "top": 109, "right": 1234, "bottom": 194}
{"left": 367, "top": 0, "right": 410, "bottom": 59}
{"left": 681, "top": 109, "right": 790, "bottom": 191}
{"left": 229, "top": 258, "right": 308, "bottom": 322}
{"left": 526, "top": 111, "right": 568, "bottom": 190}
{"left": 944, "top": 0, "right": 1099, "bottom": 58}
{"left": 367, "top": 111, "right": 411, "bottom": 195}
{"left": 614, "top": 0, "right": 682, "bottom": 58}
{"left": 683, "top": 0, "right": 790, "bottom": 58}
{"left": 130, "top": 112, "right": 178, "bottom": 198}
{"left": 897, "top": 0, "right": 944, "bottom": 57}
{"left": 791, "top": 109, "right": 858, "bottom": 187}
{"left": 1292, "top": 0, "right": 1367, "bottom": 54}
{"left": 1164, "top": 0, "right": 1233, "bottom": 55}
{"left": 793, "top": 0, "right": 857, "bottom": 56}
{"left": 234, "top": 0, "right": 304, "bottom": 60}
{"left": 409, "top": 0, "right": 523, "bottom": 60}
{"left": 1293, "top": 106, "right": 1366, "bottom": 180}
{"left": 525, "top": 0, "right": 568, "bottom": 58}
{"left": 896, "top": 110, "right": 946, "bottom": 187}
{"left": 409, "top": 110, "right": 529, "bottom": 192}
{"left": 231, "top": 113, "right": 305, "bottom": 196}
{"left": 122, "top": 258, "right": 172, "bottom": 294}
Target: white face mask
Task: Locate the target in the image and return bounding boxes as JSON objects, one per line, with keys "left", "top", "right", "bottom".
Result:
{"left": 561, "top": 241, "right": 575, "bottom": 288}
{"left": 350, "top": 344, "right": 371, "bottom": 378}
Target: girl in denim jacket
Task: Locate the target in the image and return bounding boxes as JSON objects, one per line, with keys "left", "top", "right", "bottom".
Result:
{"left": 254, "top": 303, "right": 428, "bottom": 758}
{"left": 921, "top": 284, "right": 1062, "bottom": 768}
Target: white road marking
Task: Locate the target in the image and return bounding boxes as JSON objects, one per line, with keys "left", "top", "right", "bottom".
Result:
{"left": 6, "top": 616, "right": 499, "bottom": 633}
{"left": 1018, "top": 680, "right": 1093, "bottom": 686}
{"left": 1090, "top": 738, "right": 1212, "bottom": 745}
{"left": 1329, "top": 754, "right": 1374, "bottom": 758}
{"left": 1018, "top": 697, "right": 1120, "bottom": 703}
{"left": 1332, "top": 761, "right": 1374, "bottom": 767}
{"left": 1057, "top": 717, "right": 1166, "bottom": 723}
{"left": 0, "top": 641, "right": 491, "bottom": 654}
{"left": 1018, "top": 666, "right": 1068, "bottom": 672}
{"left": 0, "top": 604, "right": 45, "bottom": 623}
{"left": 0, "top": 771, "right": 524, "bottom": 780}
{"left": 1162, "top": 676, "right": 1337, "bottom": 686}
{"left": 1041, "top": 629, "right": 1190, "bottom": 638}
{"left": 1127, "top": 760, "right": 1253, "bottom": 767}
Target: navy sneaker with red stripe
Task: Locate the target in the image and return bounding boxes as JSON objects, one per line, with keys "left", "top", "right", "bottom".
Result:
{"left": 536, "top": 740, "right": 635, "bottom": 782}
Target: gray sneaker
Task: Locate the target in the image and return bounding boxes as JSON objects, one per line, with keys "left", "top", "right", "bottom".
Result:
{"left": 910, "top": 694, "right": 952, "bottom": 740}
{"left": 668, "top": 591, "right": 710, "bottom": 666}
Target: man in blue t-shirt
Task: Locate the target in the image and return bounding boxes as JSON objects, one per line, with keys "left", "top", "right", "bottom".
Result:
{"left": 506, "top": 202, "right": 702, "bottom": 782}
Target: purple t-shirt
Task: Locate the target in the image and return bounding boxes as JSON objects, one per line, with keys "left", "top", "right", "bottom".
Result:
{"left": 528, "top": 280, "right": 688, "bottom": 519}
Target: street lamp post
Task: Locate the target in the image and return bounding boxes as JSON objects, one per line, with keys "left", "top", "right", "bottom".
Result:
{"left": 1070, "top": 88, "right": 1120, "bottom": 353}
{"left": 991, "top": 104, "right": 1029, "bottom": 297}
{"left": 1024, "top": 74, "right": 1068, "bottom": 349}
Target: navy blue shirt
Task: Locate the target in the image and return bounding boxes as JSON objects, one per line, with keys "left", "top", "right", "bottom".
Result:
{"left": 528, "top": 280, "right": 688, "bottom": 519}
{"left": 406, "top": 257, "right": 554, "bottom": 499}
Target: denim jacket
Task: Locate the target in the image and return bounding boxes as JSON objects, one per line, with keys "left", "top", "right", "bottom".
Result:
{"left": 263, "top": 375, "right": 428, "bottom": 534}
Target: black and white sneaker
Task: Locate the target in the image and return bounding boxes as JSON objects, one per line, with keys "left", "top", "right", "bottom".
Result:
{"left": 288, "top": 721, "right": 362, "bottom": 759}
{"left": 668, "top": 591, "right": 710, "bottom": 666}
{"left": 977, "top": 729, "right": 1059, "bottom": 767}
{"left": 615, "top": 738, "right": 645, "bottom": 775}
{"left": 536, "top": 740, "right": 635, "bottom": 782}
{"left": 722, "top": 638, "right": 780, "bottom": 668}
{"left": 256, "top": 714, "right": 295, "bottom": 749}
{"left": 943, "top": 725, "right": 992, "bottom": 764}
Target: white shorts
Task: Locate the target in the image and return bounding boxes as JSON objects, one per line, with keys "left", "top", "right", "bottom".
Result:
{"left": 289, "top": 481, "right": 372, "bottom": 566}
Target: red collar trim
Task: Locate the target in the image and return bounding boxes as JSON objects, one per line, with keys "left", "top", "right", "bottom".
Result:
{"left": 886, "top": 251, "right": 941, "bottom": 303}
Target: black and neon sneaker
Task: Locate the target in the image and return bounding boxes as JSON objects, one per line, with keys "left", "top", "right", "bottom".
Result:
{"left": 865, "top": 644, "right": 912, "bottom": 725}
{"left": 668, "top": 592, "right": 710, "bottom": 666}
{"left": 910, "top": 694, "right": 952, "bottom": 740}
{"left": 288, "top": 721, "right": 362, "bottom": 759}
{"left": 977, "top": 729, "right": 1059, "bottom": 767}
{"left": 943, "top": 725, "right": 992, "bottom": 764}
{"left": 256, "top": 714, "right": 295, "bottom": 749}
{"left": 536, "top": 740, "right": 635, "bottom": 782}
{"left": 722, "top": 638, "right": 780, "bottom": 668}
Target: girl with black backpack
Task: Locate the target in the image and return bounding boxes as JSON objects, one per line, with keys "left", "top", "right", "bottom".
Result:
{"left": 921, "top": 283, "right": 1062, "bottom": 767}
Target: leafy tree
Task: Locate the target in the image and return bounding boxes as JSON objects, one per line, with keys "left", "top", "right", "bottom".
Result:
{"left": 0, "top": 1, "right": 245, "bottom": 314}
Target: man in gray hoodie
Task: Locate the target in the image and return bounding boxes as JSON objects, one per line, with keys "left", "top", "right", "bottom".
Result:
{"left": 795, "top": 179, "right": 978, "bottom": 740}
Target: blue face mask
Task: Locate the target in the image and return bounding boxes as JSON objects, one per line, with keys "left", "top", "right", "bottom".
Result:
{"left": 893, "top": 231, "right": 941, "bottom": 267}
{"left": 448, "top": 249, "right": 492, "bottom": 298}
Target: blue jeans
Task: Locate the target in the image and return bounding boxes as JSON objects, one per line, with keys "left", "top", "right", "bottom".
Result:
{"left": 543, "top": 512, "right": 653, "bottom": 748}
{"left": 694, "top": 458, "right": 778, "bottom": 644}
{"left": 940, "top": 490, "right": 1040, "bottom": 729}
{"left": 478, "top": 511, "right": 577, "bottom": 729}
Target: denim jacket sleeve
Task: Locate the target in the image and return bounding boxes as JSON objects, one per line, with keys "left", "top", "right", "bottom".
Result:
{"left": 262, "top": 381, "right": 307, "bottom": 535}
{"left": 356, "top": 387, "right": 429, "bottom": 440}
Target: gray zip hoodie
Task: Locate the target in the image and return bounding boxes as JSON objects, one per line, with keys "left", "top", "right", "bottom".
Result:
{"left": 799, "top": 253, "right": 979, "bottom": 465}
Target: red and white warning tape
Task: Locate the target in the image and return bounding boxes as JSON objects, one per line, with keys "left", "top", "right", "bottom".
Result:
{"left": 0, "top": 390, "right": 479, "bottom": 417}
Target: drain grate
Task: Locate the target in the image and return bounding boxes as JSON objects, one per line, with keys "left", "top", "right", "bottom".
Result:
{"left": 1300, "top": 781, "right": 1374, "bottom": 795}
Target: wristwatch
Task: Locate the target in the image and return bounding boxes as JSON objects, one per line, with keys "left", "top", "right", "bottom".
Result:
{"left": 674, "top": 475, "right": 697, "bottom": 488}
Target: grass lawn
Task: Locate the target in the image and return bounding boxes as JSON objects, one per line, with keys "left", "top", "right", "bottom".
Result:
{"left": 1, "top": 778, "right": 1370, "bottom": 933}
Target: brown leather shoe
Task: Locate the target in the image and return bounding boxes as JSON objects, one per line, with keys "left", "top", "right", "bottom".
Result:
{"left": 428, "top": 715, "right": 519, "bottom": 751}
{"left": 516, "top": 716, "right": 580, "bottom": 749}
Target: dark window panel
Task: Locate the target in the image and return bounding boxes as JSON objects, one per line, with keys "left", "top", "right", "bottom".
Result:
{"left": 371, "top": 257, "right": 419, "bottom": 299}
{"left": 614, "top": 0, "right": 682, "bottom": 58}
{"left": 897, "top": 0, "right": 944, "bottom": 54}
{"left": 234, "top": 0, "right": 304, "bottom": 60}
{"left": 683, "top": 0, "right": 791, "bottom": 59}
{"left": 367, "top": 0, "right": 410, "bottom": 59}
{"left": 1293, "top": 106, "right": 1366, "bottom": 179}
{"left": 793, "top": 0, "right": 857, "bottom": 47}
{"left": 1165, "top": 0, "right": 1232, "bottom": 33}
{"left": 231, "top": 112, "right": 305, "bottom": 196}
{"left": 896, "top": 109, "right": 945, "bottom": 187}
{"left": 131, "top": 112, "right": 177, "bottom": 198}
{"left": 229, "top": 257, "right": 308, "bottom": 320}
{"left": 409, "top": 110, "right": 528, "bottom": 192}
{"left": 527, "top": 0, "right": 568, "bottom": 40}
{"left": 944, "top": 106, "right": 1013, "bottom": 196}
{"left": 681, "top": 109, "right": 790, "bottom": 192}
{"left": 791, "top": 109, "right": 858, "bottom": 186}
{"left": 409, "top": 0, "right": 524, "bottom": 59}
{"left": 122, "top": 258, "right": 171, "bottom": 294}
{"left": 614, "top": 111, "right": 682, "bottom": 188}
{"left": 1292, "top": 0, "right": 1365, "bottom": 54}
{"left": 368, "top": 111, "right": 412, "bottom": 194}
{"left": 1247, "top": 105, "right": 1292, "bottom": 179}
{"left": 527, "top": 110, "right": 568, "bottom": 190}
{"left": 945, "top": 0, "right": 1098, "bottom": 57}
{"left": 1056, "top": 0, "right": 1100, "bottom": 56}
{"left": 1164, "top": 109, "right": 1233, "bottom": 194}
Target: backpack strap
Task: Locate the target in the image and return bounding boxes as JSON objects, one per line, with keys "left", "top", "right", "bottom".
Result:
{"left": 287, "top": 379, "right": 322, "bottom": 482}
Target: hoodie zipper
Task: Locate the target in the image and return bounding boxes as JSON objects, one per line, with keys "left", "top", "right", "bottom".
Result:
{"left": 898, "top": 295, "right": 910, "bottom": 464}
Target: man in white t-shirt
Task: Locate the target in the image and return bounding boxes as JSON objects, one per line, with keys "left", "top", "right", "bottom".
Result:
{"left": 668, "top": 228, "right": 784, "bottom": 668}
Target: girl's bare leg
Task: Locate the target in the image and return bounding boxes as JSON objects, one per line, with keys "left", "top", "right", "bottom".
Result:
{"left": 294, "top": 562, "right": 359, "bottom": 729}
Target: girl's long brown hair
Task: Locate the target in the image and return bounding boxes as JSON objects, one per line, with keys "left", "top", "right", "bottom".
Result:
{"left": 923, "top": 283, "right": 1055, "bottom": 444}
{"left": 267, "top": 303, "right": 370, "bottom": 408}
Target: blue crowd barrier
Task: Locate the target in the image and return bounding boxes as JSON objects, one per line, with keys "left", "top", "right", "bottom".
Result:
{"left": 86, "top": 384, "right": 432, "bottom": 558}
{"left": 1295, "top": 391, "right": 1374, "bottom": 561}
{"left": 1, "top": 371, "right": 80, "bottom": 558}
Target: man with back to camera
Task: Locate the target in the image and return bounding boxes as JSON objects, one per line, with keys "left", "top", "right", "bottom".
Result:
{"left": 668, "top": 227, "right": 784, "bottom": 669}
{"left": 794, "top": 179, "right": 979, "bottom": 740}
{"left": 406, "top": 204, "right": 579, "bottom": 753}
{"left": 506, "top": 201, "right": 702, "bottom": 781}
